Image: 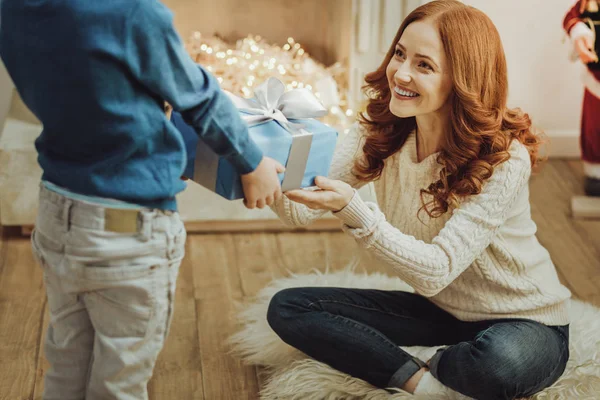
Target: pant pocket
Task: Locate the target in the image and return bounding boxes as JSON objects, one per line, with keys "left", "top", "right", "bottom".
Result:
{"left": 31, "top": 230, "right": 78, "bottom": 315}
{"left": 44, "top": 270, "right": 79, "bottom": 316}
{"left": 31, "top": 228, "right": 64, "bottom": 264}
{"left": 84, "top": 269, "right": 160, "bottom": 338}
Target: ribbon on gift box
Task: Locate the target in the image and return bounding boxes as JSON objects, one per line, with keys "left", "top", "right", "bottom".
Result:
{"left": 193, "top": 77, "right": 328, "bottom": 193}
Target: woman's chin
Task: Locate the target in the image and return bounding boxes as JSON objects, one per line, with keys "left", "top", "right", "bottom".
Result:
{"left": 389, "top": 104, "right": 417, "bottom": 118}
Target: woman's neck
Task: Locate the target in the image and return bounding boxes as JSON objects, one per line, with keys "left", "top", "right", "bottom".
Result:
{"left": 415, "top": 111, "right": 449, "bottom": 162}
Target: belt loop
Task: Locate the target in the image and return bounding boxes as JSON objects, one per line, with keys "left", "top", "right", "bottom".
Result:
{"left": 63, "top": 199, "right": 73, "bottom": 231}
{"left": 139, "top": 210, "right": 154, "bottom": 242}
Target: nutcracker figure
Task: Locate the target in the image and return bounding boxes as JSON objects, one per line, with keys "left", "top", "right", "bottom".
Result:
{"left": 564, "top": 0, "right": 600, "bottom": 196}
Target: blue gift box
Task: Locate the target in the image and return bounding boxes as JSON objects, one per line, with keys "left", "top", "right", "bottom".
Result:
{"left": 171, "top": 111, "right": 338, "bottom": 200}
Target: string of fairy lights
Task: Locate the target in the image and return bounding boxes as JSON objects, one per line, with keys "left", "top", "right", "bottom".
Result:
{"left": 185, "top": 33, "right": 355, "bottom": 131}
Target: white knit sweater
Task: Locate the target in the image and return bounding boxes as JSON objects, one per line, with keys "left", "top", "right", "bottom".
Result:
{"left": 272, "top": 123, "right": 571, "bottom": 326}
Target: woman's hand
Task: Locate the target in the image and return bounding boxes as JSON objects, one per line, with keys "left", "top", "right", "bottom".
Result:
{"left": 284, "top": 177, "right": 355, "bottom": 212}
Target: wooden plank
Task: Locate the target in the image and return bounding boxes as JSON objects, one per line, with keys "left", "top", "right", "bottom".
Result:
{"left": 184, "top": 218, "right": 341, "bottom": 233}
{"left": 563, "top": 161, "right": 600, "bottom": 253}
{"left": 32, "top": 303, "right": 49, "bottom": 400}
{"left": 232, "top": 233, "right": 287, "bottom": 395}
{"left": 233, "top": 233, "right": 282, "bottom": 298}
{"left": 191, "top": 234, "right": 260, "bottom": 400}
{"left": 322, "top": 232, "right": 363, "bottom": 272}
{"left": 564, "top": 160, "right": 600, "bottom": 219}
{"left": 148, "top": 242, "right": 205, "bottom": 400}
{"left": 573, "top": 217, "right": 600, "bottom": 256}
{"left": 0, "top": 237, "right": 46, "bottom": 399}
{"left": 566, "top": 160, "right": 584, "bottom": 177}
{"left": 529, "top": 161, "right": 600, "bottom": 305}
{"left": 275, "top": 231, "right": 390, "bottom": 278}
{"left": 548, "top": 161, "right": 600, "bottom": 286}
{"left": 275, "top": 232, "right": 328, "bottom": 275}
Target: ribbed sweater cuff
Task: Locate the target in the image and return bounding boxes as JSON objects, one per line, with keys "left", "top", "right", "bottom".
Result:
{"left": 333, "top": 190, "right": 375, "bottom": 229}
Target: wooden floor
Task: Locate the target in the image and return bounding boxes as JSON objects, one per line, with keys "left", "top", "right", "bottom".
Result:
{"left": 0, "top": 160, "right": 599, "bottom": 400}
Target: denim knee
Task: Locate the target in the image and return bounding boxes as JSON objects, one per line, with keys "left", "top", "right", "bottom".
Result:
{"left": 431, "top": 342, "right": 529, "bottom": 400}
{"left": 266, "top": 288, "right": 302, "bottom": 332}
{"left": 475, "top": 324, "right": 567, "bottom": 398}
{"left": 478, "top": 344, "right": 531, "bottom": 396}
{"left": 432, "top": 327, "right": 566, "bottom": 400}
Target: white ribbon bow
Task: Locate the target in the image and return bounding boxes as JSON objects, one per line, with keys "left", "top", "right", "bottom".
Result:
{"left": 225, "top": 77, "right": 328, "bottom": 133}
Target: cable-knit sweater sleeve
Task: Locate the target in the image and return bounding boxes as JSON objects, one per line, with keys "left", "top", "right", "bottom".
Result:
{"left": 334, "top": 143, "right": 532, "bottom": 297}
{"left": 270, "top": 122, "right": 369, "bottom": 226}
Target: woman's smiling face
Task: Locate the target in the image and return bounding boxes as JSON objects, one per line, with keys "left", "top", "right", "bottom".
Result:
{"left": 386, "top": 19, "right": 453, "bottom": 119}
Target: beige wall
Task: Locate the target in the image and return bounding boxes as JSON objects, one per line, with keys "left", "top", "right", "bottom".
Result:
{"left": 465, "top": 0, "right": 583, "bottom": 137}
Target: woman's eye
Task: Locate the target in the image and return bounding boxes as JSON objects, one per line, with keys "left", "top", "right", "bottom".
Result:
{"left": 419, "top": 61, "right": 433, "bottom": 71}
{"left": 394, "top": 48, "right": 404, "bottom": 58}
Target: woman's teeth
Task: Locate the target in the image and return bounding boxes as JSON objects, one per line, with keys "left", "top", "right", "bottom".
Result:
{"left": 394, "top": 87, "right": 419, "bottom": 97}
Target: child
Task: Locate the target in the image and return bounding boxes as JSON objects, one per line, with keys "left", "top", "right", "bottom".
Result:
{"left": 266, "top": 1, "right": 571, "bottom": 399}
{"left": 0, "top": 0, "right": 283, "bottom": 399}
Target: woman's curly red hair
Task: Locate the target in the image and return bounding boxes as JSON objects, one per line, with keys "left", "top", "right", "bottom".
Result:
{"left": 354, "top": 0, "right": 545, "bottom": 218}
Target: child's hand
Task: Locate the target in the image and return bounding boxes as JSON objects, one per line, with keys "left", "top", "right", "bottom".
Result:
{"left": 575, "top": 36, "right": 599, "bottom": 64}
{"left": 241, "top": 157, "right": 285, "bottom": 209}
{"left": 284, "top": 177, "right": 354, "bottom": 212}
{"left": 164, "top": 102, "right": 173, "bottom": 119}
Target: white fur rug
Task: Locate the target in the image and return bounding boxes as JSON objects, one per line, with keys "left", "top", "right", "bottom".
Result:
{"left": 229, "top": 269, "right": 600, "bottom": 400}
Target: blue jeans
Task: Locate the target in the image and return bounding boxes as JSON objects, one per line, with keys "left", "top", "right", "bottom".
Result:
{"left": 267, "top": 287, "right": 569, "bottom": 400}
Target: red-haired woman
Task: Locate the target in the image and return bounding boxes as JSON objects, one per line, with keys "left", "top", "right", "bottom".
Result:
{"left": 267, "top": 1, "right": 571, "bottom": 399}
{"left": 564, "top": 0, "right": 600, "bottom": 195}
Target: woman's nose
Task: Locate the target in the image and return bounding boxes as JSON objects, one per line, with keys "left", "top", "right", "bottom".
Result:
{"left": 394, "top": 66, "right": 412, "bottom": 85}
{"left": 394, "top": 62, "right": 412, "bottom": 84}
